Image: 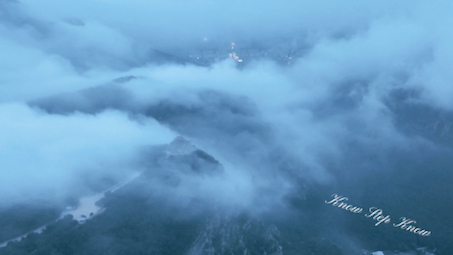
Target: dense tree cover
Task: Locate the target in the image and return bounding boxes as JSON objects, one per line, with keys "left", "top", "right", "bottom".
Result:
{"left": 0, "top": 173, "right": 446, "bottom": 255}
{"left": 0, "top": 140, "right": 450, "bottom": 254}
{"left": 0, "top": 192, "right": 200, "bottom": 255}
{"left": 319, "top": 142, "right": 452, "bottom": 254}
{"left": 0, "top": 205, "right": 60, "bottom": 243}
{"left": 0, "top": 183, "right": 344, "bottom": 255}
{"left": 0, "top": 186, "right": 443, "bottom": 255}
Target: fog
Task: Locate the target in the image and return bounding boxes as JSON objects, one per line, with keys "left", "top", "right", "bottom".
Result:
{"left": 0, "top": 103, "right": 176, "bottom": 204}
{"left": 1, "top": 0, "right": 453, "bottom": 253}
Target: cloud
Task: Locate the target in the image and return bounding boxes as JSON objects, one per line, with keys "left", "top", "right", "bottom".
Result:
{"left": 0, "top": 103, "right": 176, "bottom": 206}
{"left": 2, "top": 1, "right": 453, "bottom": 253}
{"left": 1, "top": 0, "right": 453, "bottom": 228}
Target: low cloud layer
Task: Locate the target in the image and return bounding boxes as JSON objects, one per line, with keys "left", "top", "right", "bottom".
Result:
{"left": 0, "top": 102, "right": 176, "bottom": 205}
{"left": 1, "top": 0, "right": 453, "bottom": 235}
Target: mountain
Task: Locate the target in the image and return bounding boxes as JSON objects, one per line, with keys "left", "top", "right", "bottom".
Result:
{"left": 0, "top": 136, "right": 445, "bottom": 255}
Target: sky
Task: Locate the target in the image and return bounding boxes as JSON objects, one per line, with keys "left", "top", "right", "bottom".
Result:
{"left": 1, "top": 0, "right": 453, "bottom": 223}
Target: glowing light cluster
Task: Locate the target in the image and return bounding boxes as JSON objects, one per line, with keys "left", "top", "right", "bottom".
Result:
{"left": 229, "top": 52, "right": 243, "bottom": 63}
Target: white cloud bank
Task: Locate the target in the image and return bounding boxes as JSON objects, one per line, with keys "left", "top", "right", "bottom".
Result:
{"left": 1, "top": 0, "right": 453, "bottom": 211}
